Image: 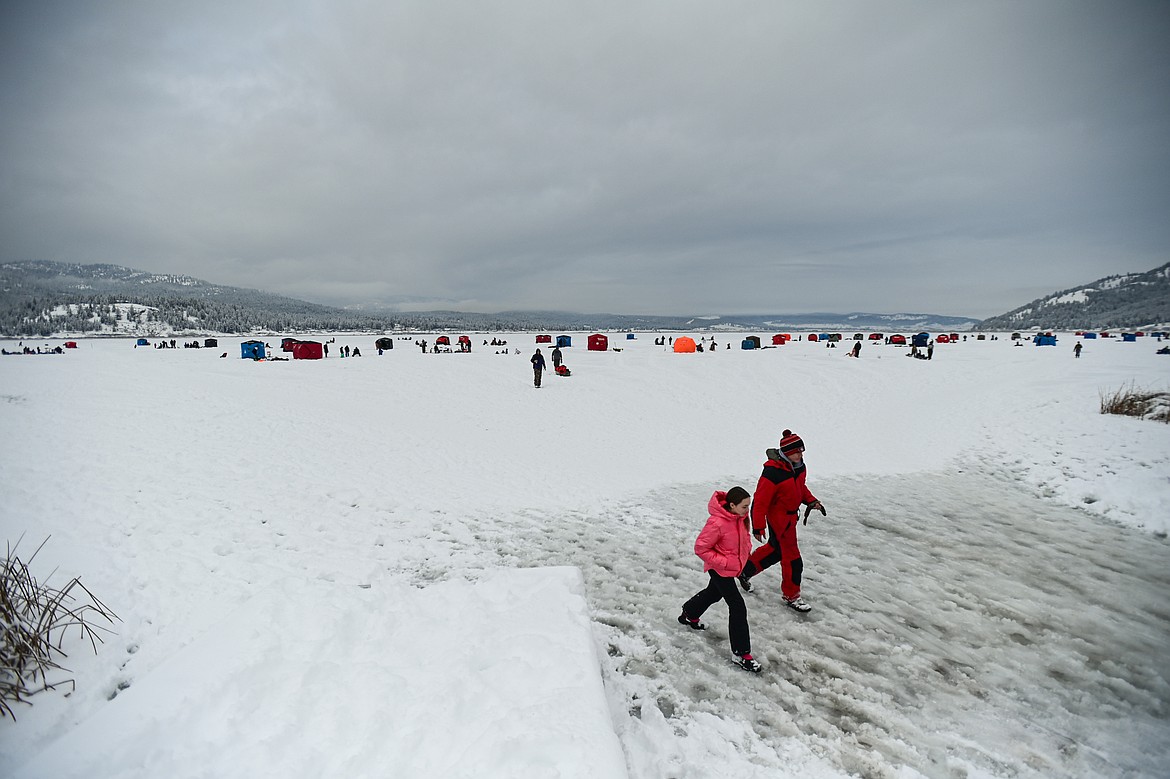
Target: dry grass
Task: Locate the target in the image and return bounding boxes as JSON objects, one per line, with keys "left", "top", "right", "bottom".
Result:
{"left": 1100, "top": 384, "right": 1170, "bottom": 423}
{"left": 1, "top": 536, "right": 119, "bottom": 720}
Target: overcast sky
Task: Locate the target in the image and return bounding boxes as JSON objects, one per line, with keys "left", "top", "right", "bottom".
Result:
{"left": 2, "top": 1, "right": 1167, "bottom": 318}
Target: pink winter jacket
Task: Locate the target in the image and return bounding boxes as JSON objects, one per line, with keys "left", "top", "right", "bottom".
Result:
{"left": 694, "top": 491, "right": 753, "bottom": 577}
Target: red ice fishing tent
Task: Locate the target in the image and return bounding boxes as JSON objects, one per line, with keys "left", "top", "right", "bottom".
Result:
{"left": 772, "top": 334, "right": 789, "bottom": 345}
{"left": 869, "top": 333, "right": 883, "bottom": 341}
{"left": 435, "top": 336, "right": 451, "bottom": 346}
{"left": 937, "top": 335, "right": 950, "bottom": 344}
{"left": 673, "top": 336, "right": 697, "bottom": 353}
{"left": 889, "top": 335, "right": 907, "bottom": 345}
{"left": 282, "top": 337, "right": 299, "bottom": 352}
{"left": 536, "top": 334, "right": 552, "bottom": 344}
{"left": 808, "top": 333, "right": 819, "bottom": 342}
{"left": 588, "top": 333, "right": 609, "bottom": 351}
{"left": 64, "top": 341, "right": 78, "bottom": 348}
{"left": 292, "top": 341, "right": 324, "bottom": 360}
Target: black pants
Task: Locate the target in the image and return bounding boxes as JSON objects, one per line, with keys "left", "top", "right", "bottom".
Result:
{"left": 683, "top": 570, "right": 750, "bottom": 655}
{"left": 533, "top": 367, "right": 543, "bottom": 387}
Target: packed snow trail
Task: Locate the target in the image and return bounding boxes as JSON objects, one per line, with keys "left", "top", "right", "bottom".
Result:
{"left": 412, "top": 465, "right": 1169, "bottom": 779}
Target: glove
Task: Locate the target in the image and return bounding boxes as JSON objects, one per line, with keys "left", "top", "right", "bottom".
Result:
{"left": 802, "top": 501, "right": 826, "bottom": 525}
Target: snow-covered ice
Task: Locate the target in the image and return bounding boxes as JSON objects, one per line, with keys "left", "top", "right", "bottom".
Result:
{"left": 1, "top": 332, "right": 1167, "bottom": 778}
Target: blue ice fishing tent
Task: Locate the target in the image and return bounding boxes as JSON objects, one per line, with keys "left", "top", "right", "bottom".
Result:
{"left": 818, "top": 333, "right": 831, "bottom": 342}
{"left": 136, "top": 338, "right": 149, "bottom": 346}
{"left": 626, "top": 333, "right": 636, "bottom": 340}
{"left": 741, "top": 336, "right": 761, "bottom": 350}
{"left": 1122, "top": 333, "right": 1137, "bottom": 342}
{"left": 1033, "top": 334, "right": 1057, "bottom": 346}
{"left": 911, "top": 332, "right": 930, "bottom": 348}
{"left": 556, "top": 335, "right": 572, "bottom": 348}
{"left": 1082, "top": 332, "right": 1097, "bottom": 339}
{"left": 240, "top": 340, "right": 266, "bottom": 359}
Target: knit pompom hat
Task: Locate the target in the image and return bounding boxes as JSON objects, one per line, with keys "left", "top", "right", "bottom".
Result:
{"left": 779, "top": 429, "right": 805, "bottom": 454}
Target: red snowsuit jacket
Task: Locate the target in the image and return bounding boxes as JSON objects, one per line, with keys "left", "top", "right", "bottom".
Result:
{"left": 750, "top": 450, "right": 817, "bottom": 535}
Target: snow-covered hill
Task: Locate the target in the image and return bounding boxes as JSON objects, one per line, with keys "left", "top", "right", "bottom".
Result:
{"left": 978, "top": 262, "right": 1170, "bottom": 331}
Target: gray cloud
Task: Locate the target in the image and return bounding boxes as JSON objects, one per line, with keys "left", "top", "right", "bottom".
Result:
{"left": 2, "top": 1, "right": 1167, "bottom": 317}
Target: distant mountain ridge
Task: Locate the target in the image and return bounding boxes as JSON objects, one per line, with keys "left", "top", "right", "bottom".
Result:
{"left": 977, "top": 262, "right": 1170, "bottom": 331}
{"left": 0, "top": 260, "right": 979, "bottom": 337}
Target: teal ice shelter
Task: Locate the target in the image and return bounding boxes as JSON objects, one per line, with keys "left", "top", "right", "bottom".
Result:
{"left": 741, "top": 336, "right": 761, "bottom": 350}
{"left": 240, "top": 340, "right": 266, "bottom": 359}
{"left": 1033, "top": 334, "right": 1057, "bottom": 346}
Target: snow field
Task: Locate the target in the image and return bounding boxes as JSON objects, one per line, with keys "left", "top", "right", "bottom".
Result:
{"left": 1, "top": 333, "right": 1168, "bottom": 777}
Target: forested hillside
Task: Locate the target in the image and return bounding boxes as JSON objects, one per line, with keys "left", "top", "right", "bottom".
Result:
{"left": 977, "top": 263, "right": 1170, "bottom": 331}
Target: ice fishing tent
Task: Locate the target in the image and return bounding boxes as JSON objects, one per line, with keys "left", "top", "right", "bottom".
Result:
{"left": 1033, "top": 334, "right": 1057, "bottom": 346}
{"left": 1082, "top": 332, "right": 1097, "bottom": 339}
{"left": 626, "top": 333, "right": 636, "bottom": 340}
{"left": 673, "top": 336, "right": 697, "bottom": 353}
{"left": 937, "top": 335, "right": 950, "bottom": 344}
{"left": 772, "top": 334, "right": 786, "bottom": 345}
{"left": 536, "top": 334, "right": 552, "bottom": 344}
{"left": 281, "top": 337, "right": 299, "bottom": 352}
{"left": 64, "top": 341, "right": 78, "bottom": 348}
{"left": 818, "top": 333, "right": 831, "bottom": 342}
{"left": 1011, "top": 332, "right": 1022, "bottom": 340}
{"left": 741, "top": 336, "right": 761, "bottom": 350}
{"left": 556, "top": 335, "right": 572, "bottom": 348}
{"left": 889, "top": 335, "right": 907, "bottom": 345}
{"left": 457, "top": 335, "right": 471, "bottom": 347}
{"left": 853, "top": 333, "right": 864, "bottom": 340}
{"left": 976, "top": 334, "right": 986, "bottom": 340}
{"left": 136, "top": 338, "right": 149, "bottom": 346}
{"left": 240, "top": 340, "right": 266, "bottom": 359}
{"left": 912, "top": 333, "right": 930, "bottom": 347}
{"left": 808, "top": 333, "right": 819, "bottom": 342}
{"left": 375, "top": 337, "right": 394, "bottom": 351}
{"left": 588, "top": 333, "right": 608, "bottom": 351}
{"left": 869, "top": 333, "right": 883, "bottom": 341}
{"left": 435, "top": 336, "right": 451, "bottom": 346}
{"left": 292, "top": 341, "right": 324, "bottom": 360}
{"left": 1122, "top": 333, "right": 1137, "bottom": 342}
{"left": 204, "top": 338, "right": 218, "bottom": 348}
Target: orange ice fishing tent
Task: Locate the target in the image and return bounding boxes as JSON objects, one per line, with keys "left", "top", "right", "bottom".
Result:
{"left": 673, "top": 336, "right": 697, "bottom": 353}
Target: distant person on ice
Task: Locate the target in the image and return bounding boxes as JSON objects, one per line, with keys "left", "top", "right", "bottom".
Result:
{"left": 1074, "top": 342, "right": 1083, "bottom": 358}
{"left": 678, "top": 486, "right": 761, "bottom": 673}
{"left": 530, "top": 348, "right": 546, "bottom": 388}
{"left": 849, "top": 341, "right": 861, "bottom": 358}
{"left": 736, "top": 430, "right": 825, "bottom": 613}
{"left": 551, "top": 345, "right": 562, "bottom": 369}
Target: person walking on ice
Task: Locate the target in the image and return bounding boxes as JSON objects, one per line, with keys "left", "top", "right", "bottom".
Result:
{"left": 737, "top": 430, "right": 825, "bottom": 612}
{"left": 678, "top": 486, "right": 761, "bottom": 672}
{"left": 530, "top": 348, "right": 547, "bottom": 388}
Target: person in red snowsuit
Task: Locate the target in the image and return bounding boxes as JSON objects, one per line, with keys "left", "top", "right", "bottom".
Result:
{"left": 737, "top": 430, "right": 825, "bottom": 612}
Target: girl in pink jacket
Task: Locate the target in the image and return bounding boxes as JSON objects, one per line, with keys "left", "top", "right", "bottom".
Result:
{"left": 678, "top": 486, "right": 761, "bottom": 672}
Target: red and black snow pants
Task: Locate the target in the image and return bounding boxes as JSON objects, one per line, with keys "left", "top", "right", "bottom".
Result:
{"left": 741, "top": 510, "right": 802, "bottom": 600}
